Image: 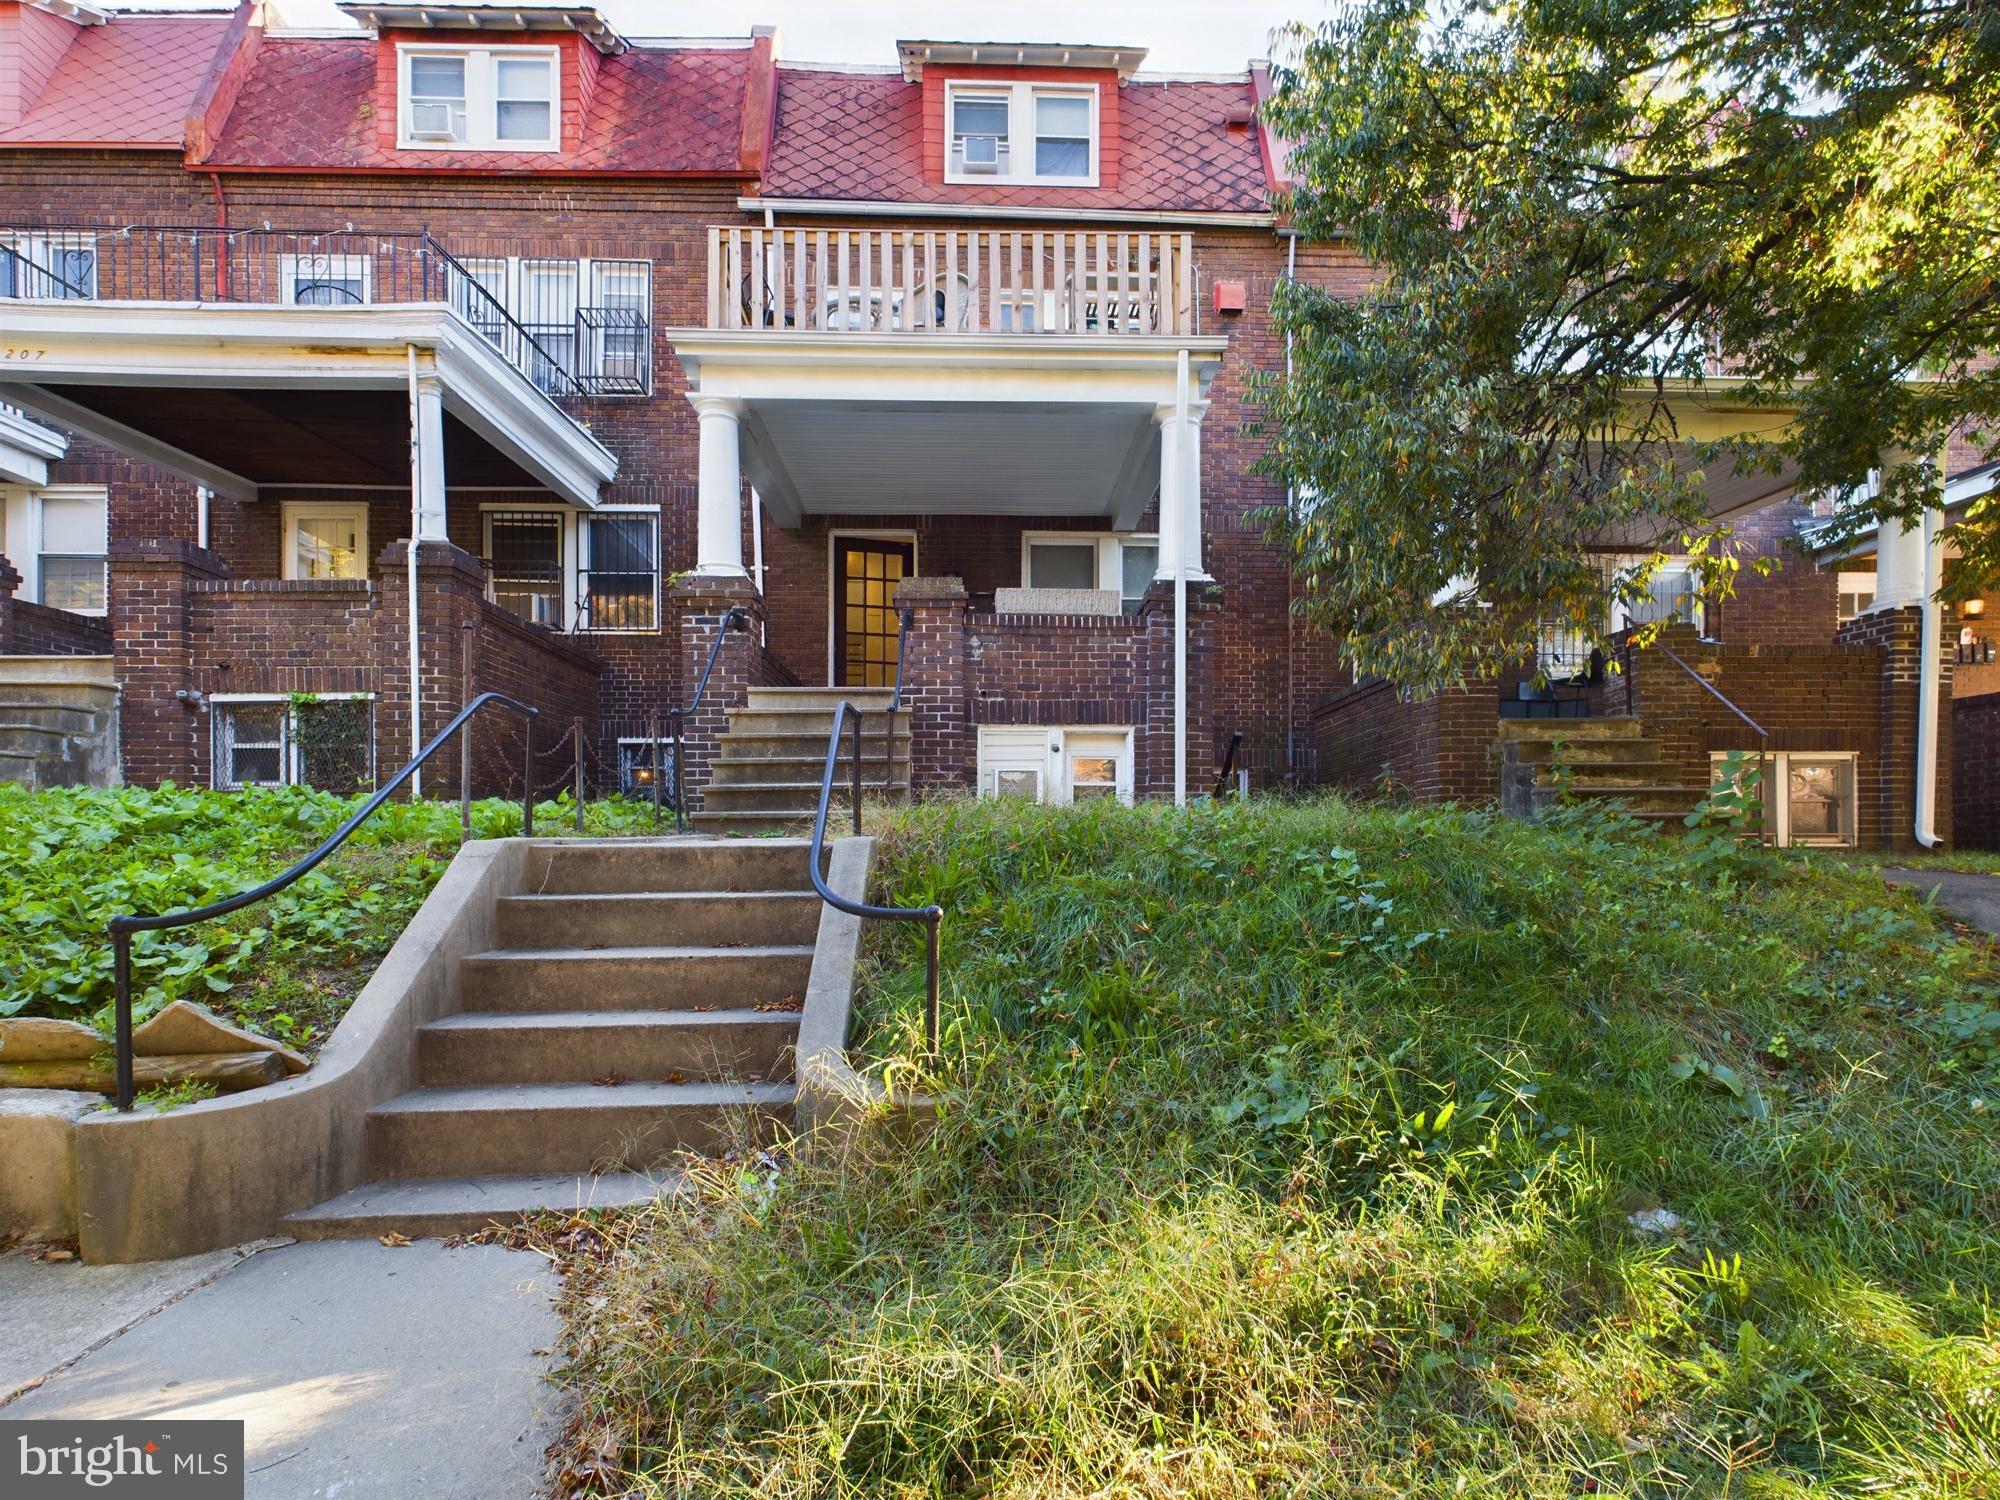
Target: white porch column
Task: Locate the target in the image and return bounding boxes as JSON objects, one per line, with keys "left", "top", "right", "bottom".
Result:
{"left": 1868, "top": 451, "right": 1939, "bottom": 613}
{"left": 693, "top": 394, "right": 748, "bottom": 578}
{"left": 411, "top": 364, "right": 448, "bottom": 542}
{"left": 1151, "top": 397, "right": 1209, "bottom": 582}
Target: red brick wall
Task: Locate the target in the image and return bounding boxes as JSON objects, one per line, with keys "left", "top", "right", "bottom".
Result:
{"left": 1703, "top": 497, "right": 1841, "bottom": 647}
{"left": 0, "top": 554, "right": 112, "bottom": 655}
{"left": 1313, "top": 678, "right": 1498, "bottom": 804}
{"left": 1953, "top": 694, "right": 2000, "bottom": 851}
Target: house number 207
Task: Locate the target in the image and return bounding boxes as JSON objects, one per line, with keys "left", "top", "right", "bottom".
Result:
{"left": 1, "top": 347, "right": 48, "bottom": 361}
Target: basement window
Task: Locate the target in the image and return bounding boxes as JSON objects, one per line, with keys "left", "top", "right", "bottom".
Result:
{"left": 1709, "top": 751, "right": 1857, "bottom": 848}
{"left": 978, "top": 726, "right": 1134, "bottom": 806}
{"left": 211, "top": 696, "right": 376, "bottom": 793}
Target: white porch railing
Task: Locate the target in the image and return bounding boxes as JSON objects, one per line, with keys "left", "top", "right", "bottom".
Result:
{"left": 706, "top": 226, "right": 1197, "bottom": 336}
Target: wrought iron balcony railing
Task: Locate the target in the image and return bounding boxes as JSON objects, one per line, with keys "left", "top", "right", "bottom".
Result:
{"left": 0, "top": 225, "right": 653, "bottom": 399}
{"left": 707, "top": 225, "right": 1199, "bottom": 336}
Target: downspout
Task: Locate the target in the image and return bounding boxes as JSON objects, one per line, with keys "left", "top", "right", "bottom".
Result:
{"left": 1282, "top": 229, "right": 1297, "bottom": 782}
{"left": 755, "top": 205, "right": 775, "bottom": 646}
{"left": 1915, "top": 490, "right": 1943, "bottom": 848}
{"left": 406, "top": 343, "right": 424, "bottom": 800}
{"left": 1174, "top": 346, "right": 1189, "bottom": 806}
{"left": 196, "top": 487, "right": 210, "bottom": 550}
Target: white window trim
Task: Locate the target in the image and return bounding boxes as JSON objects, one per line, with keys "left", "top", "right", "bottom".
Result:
{"left": 825, "top": 529, "right": 919, "bottom": 686}
{"left": 2, "top": 483, "right": 109, "bottom": 616}
{"left": 478, "top": 503, "right": 661, "bottom": 634}
{"left": 281, "top": 501, "right": 371, "bottom": 582}
{"left": 397, "top": 43, "right": 561, "bottom": 153}
{"left": 209, "top": 692, "right": 376, "bottom": 791}
{"left": 1021, "top": 531, "right": 1157, "bottom": 603}
{"left": 279, "top": 253, "right": 372, "bottom": 306}
{"left": 1709, "top": 750, "right": 1859, "bottom": 848}
{"left": 944, "top": 81, "right": 1100, "bottom": 186}
{"left": 977, "top": 725, "right": 1135, "bottom": 806}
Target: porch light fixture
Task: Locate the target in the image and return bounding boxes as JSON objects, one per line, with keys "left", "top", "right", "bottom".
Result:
{"left": 1960, "top": 596, "right": 1986, "bottom": 618}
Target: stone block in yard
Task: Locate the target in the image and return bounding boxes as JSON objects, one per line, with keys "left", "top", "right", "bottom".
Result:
{"left": 131, "top": 1001, "right": 309, "bottom": 1076}
{"left": 0, "top": 1087, "right": 99, "bottom": 1240}
{"left": 0, "top": 1017, "right": 108, "bottom": 1062}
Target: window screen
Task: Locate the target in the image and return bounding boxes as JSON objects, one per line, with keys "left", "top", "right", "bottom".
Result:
{"left": 487, "top": 512, "right": 564, "bottom": 626}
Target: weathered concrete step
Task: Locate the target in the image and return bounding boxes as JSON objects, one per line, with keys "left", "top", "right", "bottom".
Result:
{"left": 1508, "top": 739, "right": 1665, "bottom": 765}
{"left": 0, "top": 687, "right": 117, "bottom": 713}
{"left": 1536, "top": 762, "right": 1705, "bottom": 789}
{"left": 0, "top": 705, "right": 103, "bottom": 735}
{"left": 710, "top": 753, "right": 909, "bottom": 786}
{"left": 495, "top": 890, "right": 822, "bottom": 948}
{"left": 521, "top": 837, "right": 819, "bottom": 894}
{"left": 419, "top": 1008, "right": 800, "bottom": 1085}
{"left": 458, "top": 945, "right": 814, "bottom": 1012}
{"left": 745, "top": 686, "right": 895, "bottom": 712}
{"left": 1498, "top": 718, "right": 1645, "bottom": 744}
{"left": 0, "top": 724, "right": 90, "bottom": 754}
{"left": 688, "top": 810, "right": 817, "bottom": 835}
{"left": 1534, "top": 785, "right": 1705, "bottom": 816}
{"left": 281, "top": 1171, "right": 685, "bottom": 1240}
{"left": 701, "top": 781, "right": 909, "bottom": 814}
{"left": 364, "top": 1081, "right": 796, "bottom": 1177}
{"left": 725, "top": 708, "right": 913, "bottom": 737}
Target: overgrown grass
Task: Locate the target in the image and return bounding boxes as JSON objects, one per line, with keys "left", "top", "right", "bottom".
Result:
{"left": 556, "top": 796, "right": 2000, "bottom": 1498}
{"left": 0, "top": 782, "right": 659, "bottom": 1045}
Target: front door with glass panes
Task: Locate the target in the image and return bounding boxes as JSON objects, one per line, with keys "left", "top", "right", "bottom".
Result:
{"left": 834, "top": 537, "right": 913, "bottom": 687}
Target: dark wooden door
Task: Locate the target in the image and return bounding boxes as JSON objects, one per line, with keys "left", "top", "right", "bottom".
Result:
{"left": 834, "top": 537, "right": 914, "bottom": 686}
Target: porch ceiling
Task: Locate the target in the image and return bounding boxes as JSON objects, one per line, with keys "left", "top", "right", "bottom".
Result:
{"left": 0, "top": 302, "right": 617, "bottom": 506}
{"left": 671, "top": 330, "right": 1228, "bottom": 528}
{"left": 745, "top": 400, "right": 1160, "bottom": 520}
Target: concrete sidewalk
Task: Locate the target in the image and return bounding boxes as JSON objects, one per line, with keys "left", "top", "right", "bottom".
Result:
{"left": 1883, "top": 868, "right": 2000, "bottom": 936}
{"left": 1, "top": 1239, "right": 565, "bottom": 1498}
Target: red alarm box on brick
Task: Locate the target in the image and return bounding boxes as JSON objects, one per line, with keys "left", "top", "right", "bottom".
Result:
{"left": 1212, "top": 280, "right": 1248, "bottom": 315}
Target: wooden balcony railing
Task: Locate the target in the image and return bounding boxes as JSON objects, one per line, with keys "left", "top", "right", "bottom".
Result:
{"left": 706, "top": 226, "right": 1197, "bottom": 336}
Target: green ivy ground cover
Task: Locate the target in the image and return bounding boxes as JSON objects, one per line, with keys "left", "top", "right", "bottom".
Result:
{"left": 0, "top": 782, "right": 655, "bottom": 1050}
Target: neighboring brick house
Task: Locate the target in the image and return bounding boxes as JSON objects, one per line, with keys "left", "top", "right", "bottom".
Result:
{"left": 0, "top": 0, "right": 1975, "bottom": 848}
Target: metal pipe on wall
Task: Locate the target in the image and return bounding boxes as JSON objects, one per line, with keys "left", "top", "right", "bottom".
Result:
{"left": 406, "top": 343, "right": 424, "bottom": 799}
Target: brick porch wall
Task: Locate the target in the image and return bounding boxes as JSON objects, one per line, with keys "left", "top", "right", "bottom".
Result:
{"left": 1312, "top": 678, "right": 1499, "bottom": 804}
{"left": 1953, "top": 695, "right": 2000, "bottom": 851}
{"left": 0, "top": 554, "right": 113, "bottom": 656}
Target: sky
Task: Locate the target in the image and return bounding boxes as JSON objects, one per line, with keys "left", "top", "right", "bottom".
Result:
{"left": 109, "top": 0, "right": 1340, "bottom": 73}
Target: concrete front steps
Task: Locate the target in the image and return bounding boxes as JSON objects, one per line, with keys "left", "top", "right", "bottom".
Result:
{"left": 692, "top": 686, "right": 912, "bottom": 834}
{"left": 0, "top": 659, "right": 119, "bottom": 790}
{"left": 284, "top": 839, "right": 820, "bottom": 1241}
{"left": 1498, "top": 716, "right": 1709, "bottom": 826}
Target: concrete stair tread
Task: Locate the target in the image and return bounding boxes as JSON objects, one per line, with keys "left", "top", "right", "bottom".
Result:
{"left": 425, "top": 1006, "right": 800, "bottom": 1033}
{"left": 282, "top": 1172, "right": 685, "bottom": 1238}
{"left": 371, "top": 1080, "right": 797, "bottom": 1116}
{"left": 499, "top": 889, "right": 819, "bottom": 904}
{"left": 466, "top": 943, "right": 815, "bottom": 962}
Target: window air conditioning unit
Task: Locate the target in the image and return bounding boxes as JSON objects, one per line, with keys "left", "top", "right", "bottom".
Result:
{"left": 960, "top": 134, "right": 1001, "bottom": 172}
{"left": 407, "top": 102, "right": 461, "bottom": 140}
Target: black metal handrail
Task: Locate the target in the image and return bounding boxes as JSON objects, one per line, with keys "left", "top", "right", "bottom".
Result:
{"left": 0, "top": 224, "right": 650, "bottom": 398}
{"left": 1211, "top": 730, "right": 1244, "bottom": 800}
{"left": 105, "top": 692, "right": 538, "bottom": 1112}
{"left": 1656, "top": 645, "right": 1770, "bottom": 741}
{"left": 657, "top": 606, "right": 750, "bottom": 833}
{"left": 811, "top": 700, "right": 944, "bottom": 1056}
{"left": 881, "top": 606, "right": 915, "bottom": 787}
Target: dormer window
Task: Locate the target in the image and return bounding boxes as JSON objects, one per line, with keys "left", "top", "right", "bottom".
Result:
{"left": 945, "top": 82, "right": 1098, "bottom": 185}
{"left": 397, "top": 45, "right": 558, "bottom": 151}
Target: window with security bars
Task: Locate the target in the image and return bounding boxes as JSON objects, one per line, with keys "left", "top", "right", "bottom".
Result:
{"left": 518, "top": 259, "right": 579, "bottom": 394}
{"left": 485, "top": 511, "right": 564, "bottom": 627}
{"left": 583, "top": 261, "right": 651, "bottom": 393}
{"left": 579, "top": 515, "right": 658, "bottom": 631}
{"left": 617, "top": 738, "right": 677, "bottom": 797}
{"left": 0, "top": 234, "right": 95, "bottom": 299}
{"left": 437, "top": 252, "right": 652, "bottom": 395}
{"left": 211, "top": 698, "right": 374, "bottom": 792}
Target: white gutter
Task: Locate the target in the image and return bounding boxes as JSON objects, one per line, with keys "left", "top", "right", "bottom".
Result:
{"left": 406, "top": 343, "right": 424, "bottom": 800}
{"left": 736, "top": 195, "right": 1282, "bottom": 230}
{"left": 1174, "top": 346, "right": 1189, "bottom": 807}
{"left": 1916, "top": 490, "right": 1944, "bottom": 848}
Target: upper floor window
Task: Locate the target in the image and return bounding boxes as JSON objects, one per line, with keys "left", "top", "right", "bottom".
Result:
{"left": 946, "top": 82, "right": 1099, "bottom": 185}
{"left": 446, "top": 254, "right": 652, "bottom": 396}
{"left": 0, "top": 232, "right": 95, "bottom": 300}
{"left": 398, "top": 46, "right": 558, "bottom": 152}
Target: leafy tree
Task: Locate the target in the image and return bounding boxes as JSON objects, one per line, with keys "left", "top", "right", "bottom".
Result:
{"left": 1256, "top": 0, "right": 1999, "bottom": 690}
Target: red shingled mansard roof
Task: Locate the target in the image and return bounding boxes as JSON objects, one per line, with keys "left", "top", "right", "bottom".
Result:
{"left": 0, "top": 13, "right": 231, "bottom": 148}
{"left": 201, "top": 34, "right": 755, "bottom": 175}
{"left": 761, "top": 68, "right": 1274, "bottom": 213}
